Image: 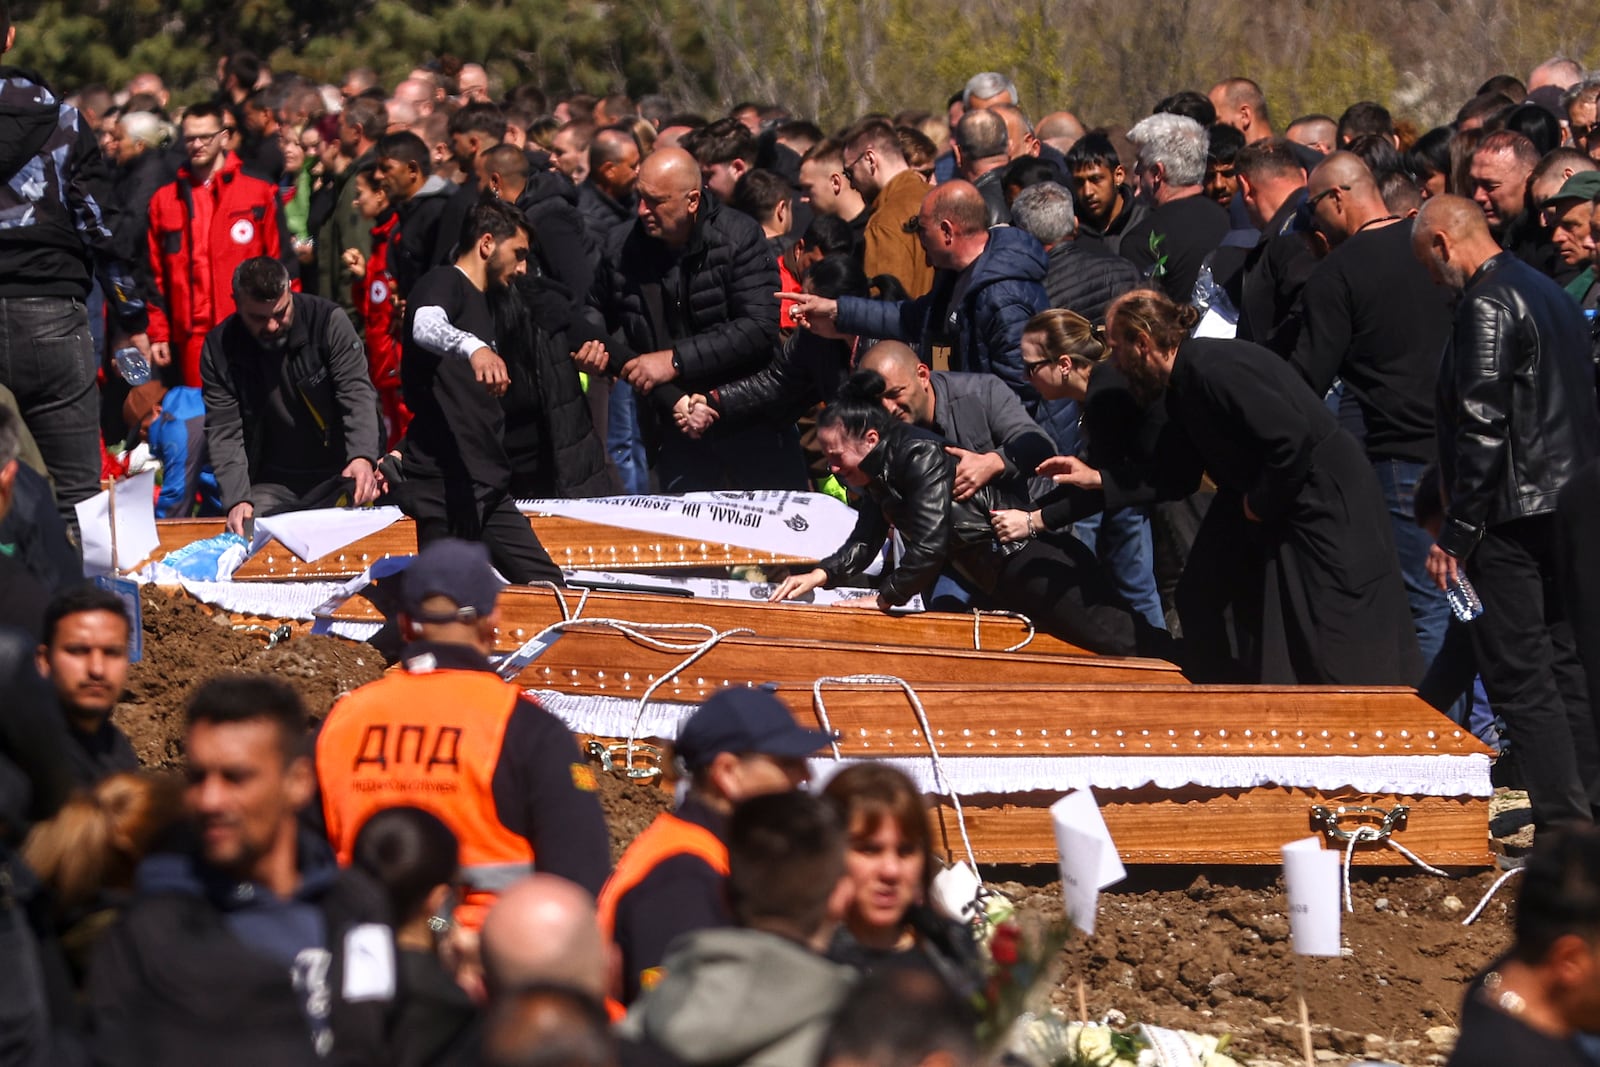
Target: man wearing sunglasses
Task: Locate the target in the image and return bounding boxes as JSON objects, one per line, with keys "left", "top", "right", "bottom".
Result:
{"left": 839, "top": 118, "right": 935, "bottom": 297}
{"left": 147, "top": 101, "right": 289, "bottom": 387}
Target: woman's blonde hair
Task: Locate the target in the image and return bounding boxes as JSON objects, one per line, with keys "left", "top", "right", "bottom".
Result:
{"left": 22, "top": 773, "right": 182, "bottom": 913}
{"left": 1024, "top": 307, "right": 1107, "bottom": 364}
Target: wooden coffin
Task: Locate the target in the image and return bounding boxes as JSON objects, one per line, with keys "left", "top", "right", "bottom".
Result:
{"left": 510, "top": 623, "right": 1184, "bottom": 695}
{"left": 927, "top": 789, "right": 1490, "bottom": 867}
{"left": 154, "top": 516, "right": 816, "bottom": 579}
{"left": 575, "top": 682, "right": 1493, "bottom": 867}
{"left": 326, "top": 583, "right": 1099, "bottom": 659}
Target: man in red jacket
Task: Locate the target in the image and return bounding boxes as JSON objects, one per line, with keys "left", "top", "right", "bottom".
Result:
{"left": 146, "top": 101, "right": 287, "bottom": 386}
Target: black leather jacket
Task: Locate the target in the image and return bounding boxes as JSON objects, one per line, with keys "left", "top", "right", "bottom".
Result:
{"left": 818, "top": 422, "right": 1015, "bottom": 605}
{"left": 1436, "top": 252, "right": 1600, "bottom": 557}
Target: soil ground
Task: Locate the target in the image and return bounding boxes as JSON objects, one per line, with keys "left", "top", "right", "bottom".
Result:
{"left": 120, "top": 586, "right": 1521, "bottom": 1067}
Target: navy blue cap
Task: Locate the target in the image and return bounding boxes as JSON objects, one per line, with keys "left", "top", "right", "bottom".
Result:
{"left": 401, "top": 539, "right": 505, "bottom": 623}
{"left": 676, "top": 687, "right": 833, "bottom": 769}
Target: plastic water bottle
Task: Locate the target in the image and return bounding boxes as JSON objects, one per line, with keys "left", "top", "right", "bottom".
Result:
{"left": 113, "top": 346, "right": 151, "bottom": 386}
{"left": 1446, "top": 573, "right": 1484, "bottom": 622}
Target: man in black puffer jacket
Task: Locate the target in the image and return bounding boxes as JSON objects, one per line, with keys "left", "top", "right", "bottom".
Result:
{"left": 1010, "top": 181, "right": 1139, "bottom": 326}
{"left": 586, "top": 146, "right": 802, "bottom": 492}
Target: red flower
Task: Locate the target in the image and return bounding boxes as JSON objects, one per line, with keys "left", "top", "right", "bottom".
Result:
{"left": 991, "top": 922, "right": 1021, "bottom": 966}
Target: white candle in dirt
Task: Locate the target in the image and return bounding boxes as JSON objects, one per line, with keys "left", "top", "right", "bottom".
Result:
{"left": 1282, "top": 837, "right": 1342, "bottom": 956}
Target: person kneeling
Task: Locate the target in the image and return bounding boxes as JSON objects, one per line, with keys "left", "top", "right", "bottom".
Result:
{"left": 769, "top": 370, "right": 1168, "bottom": 659}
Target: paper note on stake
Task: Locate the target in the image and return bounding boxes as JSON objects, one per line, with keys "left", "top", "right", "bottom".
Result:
{"left": 1057, "top": 825, "right": 1105, "bottom": 935}
{"left": 75, "top": 470, "right": 159, "bottom": 576}
{"left": 1050, "top": 790, "right": 1126, "bottom": 889}
{"left": 1050, "top": 789, "right": 1125, "bottom": 936}
{"left": 1282, "top": 837, "right": 1342, "bottom": 956}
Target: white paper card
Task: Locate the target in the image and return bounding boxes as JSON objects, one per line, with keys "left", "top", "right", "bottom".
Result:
{"left": 341, "top": 923, "right": 397, "bottom": 1002}
{"left": 1282, "top": 837, "right": 1342, "bottom": 956}
{"left": 928, "top": 860, "right": 984, "bottom": 922}
{"left": 253, "top": 506, "right": 404, "bottom": 562}
{"left": 1049, "top": 789, "right": 1126, "bottom": 890}
{"left": 1193, "top": 307, "right": 1238, "bottom": 339}
{"left": 76, "top": 470, "right": 160, "bottom": 576}
{"left": 1057, "top": 824, "right": 1104, "bottom": 935}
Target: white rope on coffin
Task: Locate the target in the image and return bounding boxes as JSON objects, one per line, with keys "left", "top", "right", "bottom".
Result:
{"left": 1463, "top": 866, "right": 1524, "bottom": 925}
{"left": 812, "top": 675, "right": 979, "bottom": 874}
{"left": 1340, "top": 829, "right": 1452, "bottom": 913}
{"left": 504, "top": 618, "right": 753, "bottom": 769}
{"left": 971, "top": 609, "right": 1035, "bottom": 653}
{"left": 525, "top": 581, "right": 592, "bottom": 624}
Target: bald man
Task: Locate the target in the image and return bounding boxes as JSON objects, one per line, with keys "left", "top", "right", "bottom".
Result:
{"left": 785, "top": 180, "right": 1056, "bottom": 441}
{"left": 953, "top": 108, "right": 1012, "bottom": 224}
{"left": 393, "top": 77, "right": 437, "bottom": 118}
{"left": 860, "top": 340, "right": 1054, "bottom": 501}
{"left": 1208, "top": 77, "right": 1275, "bottom": 143}
{"left": 1036, "top": 111, "right": 1085, "bottom": 154}
{"left": 1414, "top": 194, "right": 1600, "bottom": 835}
{"left": 586, "top": 146, "right": 802, "bottom": 492}
{"left": 1286, "top": 115, "right": 1337, "bottom": 156}
{"left": 456, "top": 63, "right": 491, "bottom": 104}
{"left": 481, "top": 874, "right": 612, "bottom": 1000}
{"left": 1287, "top": 153, "right": 1456, "bottom": 686}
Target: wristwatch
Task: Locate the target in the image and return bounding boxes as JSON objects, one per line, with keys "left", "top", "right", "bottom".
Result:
{"left": 670, "top": 352, "right": 683, "bottom": 375}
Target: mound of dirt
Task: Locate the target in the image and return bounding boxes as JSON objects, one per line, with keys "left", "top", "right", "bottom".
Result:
{"left": 1001, "top": 866, "right": 1509, "bottom": 1066}
{"left": 115, "top": 587, "right": 384, "bottom": 768}
{"left": 594, "top": 765, "right": 673, "bottom": 861}
{"left": 122, "top": 585, "right": 1516, "bottom": 1066}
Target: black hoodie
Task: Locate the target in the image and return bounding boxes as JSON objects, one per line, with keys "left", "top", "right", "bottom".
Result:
{"left": 87, "top": 831, "right": 395, "bottom": 1066}
{"left": 0, "top": 67, "right": 147, "bottom": 330}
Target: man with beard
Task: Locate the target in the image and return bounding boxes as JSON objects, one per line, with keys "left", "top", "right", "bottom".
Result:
{"left": 1098, "top": 288, "right": 1421, "bottom": 685}
{"left": 87, "top": 675, "right": 395, "bottom": 1065}
{"left": 392, "top": 198, "right": 562, "bottom": 583}
{"left": 200, "top": 258, "right": 383, "bottom": 537}
{"left": 840, "top": 119, "right": 934, "bottom": 296}
{"left": 36, "top": 584, "right": 138, "bottom": 788}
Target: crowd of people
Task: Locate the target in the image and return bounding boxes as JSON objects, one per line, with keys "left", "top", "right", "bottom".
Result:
{"left": 7, "top": 0, "right": 1600, "bottom": 1059}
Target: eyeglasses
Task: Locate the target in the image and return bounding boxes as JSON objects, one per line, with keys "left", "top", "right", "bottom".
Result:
{"left": 841, "top": 148, "right": 869, "bottom": 178}
{"left": 1022, "top": 358, "right": 1054, "bottom": 377}
{"left": 1307, "top": 184, "right": 1351, "bottom": 210}
{"left": 902, "top": 215, "right": 925, "bottom": 234}
{"left": 183, "top": 130, "right": 224, "bottom": 144}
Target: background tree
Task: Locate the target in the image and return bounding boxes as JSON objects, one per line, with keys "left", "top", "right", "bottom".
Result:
{"left": 4, "top": 0, "right": 1596, "bottom": 133}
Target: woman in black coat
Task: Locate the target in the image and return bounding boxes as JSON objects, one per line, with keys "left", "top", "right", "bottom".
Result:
{"left": 766, "top": 371, "right": 1169, "bottom": 658}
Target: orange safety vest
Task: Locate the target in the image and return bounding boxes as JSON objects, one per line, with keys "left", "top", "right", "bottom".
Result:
{"left": 596, "top": 811, "right": 730, "bottom": 944}
{"left": 317, "top": 668, "right": 534, "bottom": 930}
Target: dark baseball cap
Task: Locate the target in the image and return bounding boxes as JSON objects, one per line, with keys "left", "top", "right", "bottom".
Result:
{"left": 400, "top": 539, "right": 505, "bottom": 623}
{"left": 676, "top": 686, "right": 834, "bottom": 770}
{"left": 1543, "top": 170, "right": 1600, "bottom": 210}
